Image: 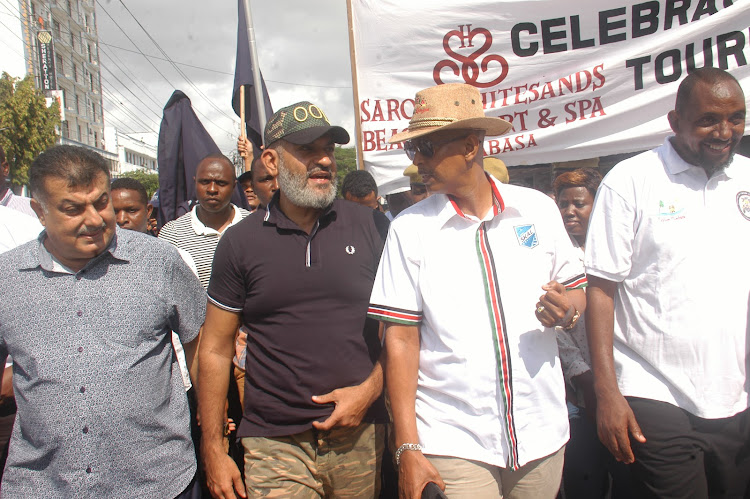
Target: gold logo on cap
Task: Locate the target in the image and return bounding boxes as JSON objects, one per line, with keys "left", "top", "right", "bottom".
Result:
{"left": 293, "top": 104, "right": 330, "bottom": 124}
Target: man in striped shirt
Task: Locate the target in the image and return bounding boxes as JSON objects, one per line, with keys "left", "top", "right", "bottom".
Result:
{"left": 158, "top": 154, "right": 250, "bottom": 289}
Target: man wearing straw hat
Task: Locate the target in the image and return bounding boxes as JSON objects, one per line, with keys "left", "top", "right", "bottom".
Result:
{"left": 368, "top": 83, "right": 586, "bottom": 499}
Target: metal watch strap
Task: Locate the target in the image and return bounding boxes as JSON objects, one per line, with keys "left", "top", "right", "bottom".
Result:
{"left": 395, "top": 442, "right": 422, "bottom": 466}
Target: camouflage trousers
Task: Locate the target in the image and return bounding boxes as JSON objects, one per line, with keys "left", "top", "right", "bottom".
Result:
{"left": 241, "top": 422, "right": 384, "bottom": 498}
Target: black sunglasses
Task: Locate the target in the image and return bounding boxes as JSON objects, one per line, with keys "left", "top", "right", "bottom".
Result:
{"left": 403, "top": 135, "right": 469, "bottom": 161}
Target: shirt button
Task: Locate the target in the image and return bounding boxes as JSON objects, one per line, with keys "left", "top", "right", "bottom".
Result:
{"left": 76, "top": 311, "right": 82, "bottom": 317}
{"left": 78, "top": 347, "right": 83, "bottom": 353}
{"left": 85, "top": 467, "right": 92, "bottom": 474}
{"left": 79, "top": 386, "right": 86, "bottom": 393}
{"left": 82, "top": 426, "right": 88, "bottom": 434}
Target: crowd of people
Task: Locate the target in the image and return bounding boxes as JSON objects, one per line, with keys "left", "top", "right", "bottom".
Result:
{"left": 0, "top": 67, "right": 746, "bottom": 499}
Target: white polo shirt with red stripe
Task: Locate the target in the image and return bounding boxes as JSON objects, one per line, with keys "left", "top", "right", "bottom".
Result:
{"left": 585, "top": 138, "right": 750, "bottom": 419}
{"left": 369, "top": 175, "right": 586, "bottom": 470}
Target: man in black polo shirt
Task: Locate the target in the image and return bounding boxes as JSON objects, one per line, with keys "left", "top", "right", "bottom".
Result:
{"left": 199, "top": 101, "right": 388, "bottom": 499}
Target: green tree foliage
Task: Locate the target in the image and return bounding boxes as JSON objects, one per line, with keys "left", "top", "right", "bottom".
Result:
{"left": 0, "top": 73, "right": 60, "bottom": 189}
{"left": 119, "top": 170, "right": 159, "bottom": 199}
{"left": 334, "top": 146, "right": 357, "bottom": 197}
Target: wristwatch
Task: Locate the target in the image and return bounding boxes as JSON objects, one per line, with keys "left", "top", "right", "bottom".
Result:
{"left": 395, "top": 442, "right": 422, "bottom": 466}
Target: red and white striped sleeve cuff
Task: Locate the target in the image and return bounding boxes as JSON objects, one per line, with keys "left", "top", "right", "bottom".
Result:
{"left": 367, "top": 304, "right": 422, "bottom": 325}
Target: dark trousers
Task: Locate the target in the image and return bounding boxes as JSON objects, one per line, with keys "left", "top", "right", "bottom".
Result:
{"left": 627, "top": 397, "right": 750, "bottom": 499}
{"left": 174, "top": 474, "right": 201, "bottom": 499}
{"left": 562, "top": 407, "right": 632, "bottom": 499}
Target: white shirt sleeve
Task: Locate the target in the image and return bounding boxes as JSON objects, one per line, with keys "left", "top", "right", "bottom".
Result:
{"left": 543, "top": 200, "right": 587, "bottom": 289}
{"left": 368, "top": 220, "right": 423, "bottom": 325}
{"left": 0, "top": 207, "right": 42, "bottom": 254}
{"left": 584, "top": 181, "right": 636, "bottom": 282}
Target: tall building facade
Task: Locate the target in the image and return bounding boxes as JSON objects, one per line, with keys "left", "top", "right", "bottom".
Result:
{"left": 19, "top": 0, "right": 105, "bottom": 150}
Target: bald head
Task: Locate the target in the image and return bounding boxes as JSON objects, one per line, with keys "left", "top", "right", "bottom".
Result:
{"left": 196, "top": 154, "right": 235, "bottom": 179}
{"left": 675, "top": 68, "right": 743, "bottom": 115}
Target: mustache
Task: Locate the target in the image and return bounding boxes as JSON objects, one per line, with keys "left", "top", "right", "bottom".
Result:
{"left": 307, "top": 167, "right": 332, "bottom": 178}
{"left": 77, "top": 223, "right": 107, "bottom": 236}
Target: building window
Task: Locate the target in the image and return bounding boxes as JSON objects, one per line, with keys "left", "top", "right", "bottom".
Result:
{"left": 75, "top": 94, "right": 80, "bottom": 114}
{"left": 94, "top": 131, "right": 98, "bottom": 147}
{"left": 62, "top": 121, "right": 69, "bottom": 139}
{"left": 73, "top": 64, "right": 78, "bottom": 83}
{"left": 53, "top": 20, "right": 61, "bottom": 39}
{"left": 56, "top": 54, "right": 64, "bottom": 76}
{"left": 77, "top": 124, "right": 82, "bottom": 141}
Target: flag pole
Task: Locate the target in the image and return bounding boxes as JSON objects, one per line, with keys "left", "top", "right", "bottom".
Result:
{"left": 240, "top": 85, "right": 250, "bottom": 171}
{"left": 241, "top": 0, "right": 267, "bottom": 134}
{"left": 346, "top": 0, "right": 364, "bottom": 171}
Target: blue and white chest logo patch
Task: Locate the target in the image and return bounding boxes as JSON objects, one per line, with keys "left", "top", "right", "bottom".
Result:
{"left": 514, "top": 224, "right": 538, "bottom": 248}
{"left": 737, "top": 191, "right": 750, "bottom": 221}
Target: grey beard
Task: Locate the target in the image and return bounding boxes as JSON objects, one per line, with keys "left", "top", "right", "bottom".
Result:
{"left": 277, "top": 155, "right": 337, "bottom": 209}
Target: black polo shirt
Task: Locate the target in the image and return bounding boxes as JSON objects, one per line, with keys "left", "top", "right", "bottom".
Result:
{"left": 208, "top": 195, "right": 389, "bottom": 437}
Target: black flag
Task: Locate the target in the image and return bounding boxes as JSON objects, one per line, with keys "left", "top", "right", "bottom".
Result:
{"left": 157, "top": 90, "right": 248, "bottom": 227}
{"left": 232, "top": 0, "right": 273, "bottom": 150}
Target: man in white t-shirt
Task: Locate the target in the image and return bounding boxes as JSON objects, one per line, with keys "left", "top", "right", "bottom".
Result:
{"left": 369, "top": 83, "right": 586, "bottom": 499}
{"left": 585, "top": 68, "right": 750, "bottom": 498}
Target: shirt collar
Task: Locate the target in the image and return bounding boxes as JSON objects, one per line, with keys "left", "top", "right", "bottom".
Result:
{"left": 263, "top": 191, "right": 337, "bottom": 231}
{"left": 20, "top": 227, "right": 129, "bottom": 273}
{"left": 662, "top": 137, "right": 693, "bottom": 175}
{"left": 435, "top": 173, "right": 506, "bottom": 227}
{"left": 190, "top": 204, "right": 243, "bottom": 235}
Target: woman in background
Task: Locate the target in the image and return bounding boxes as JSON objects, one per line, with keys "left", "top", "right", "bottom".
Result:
{"left": 554, "top": 168, "right": 632, "bottom": 499}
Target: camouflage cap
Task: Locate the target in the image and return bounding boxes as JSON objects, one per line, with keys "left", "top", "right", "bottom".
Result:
{"left": 263, "top": 101, "right": 350, "bottom": 147}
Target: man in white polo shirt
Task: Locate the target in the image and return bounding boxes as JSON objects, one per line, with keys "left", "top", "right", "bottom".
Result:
{"left": 369, "top": 83, "right": 586, "bottom": 499}
{"left": 585, "top": 68, "right": 750, "bottom": 498}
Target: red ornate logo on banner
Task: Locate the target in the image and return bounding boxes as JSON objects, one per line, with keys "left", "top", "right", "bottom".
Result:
{"left": 433, "top": 24, "right": 509, "bottom": 88}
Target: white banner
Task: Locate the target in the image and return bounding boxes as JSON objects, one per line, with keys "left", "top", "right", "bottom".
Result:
{"left": 350, "top": 0, "right": 750, "bottom": 191}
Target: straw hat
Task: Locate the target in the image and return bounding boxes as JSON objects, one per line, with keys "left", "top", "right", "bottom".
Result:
{"left": 389, "top": 83, "right": 512, "bottom": 143}
{"left": 484, "top": 157, "right": 509, "bottom": 184}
